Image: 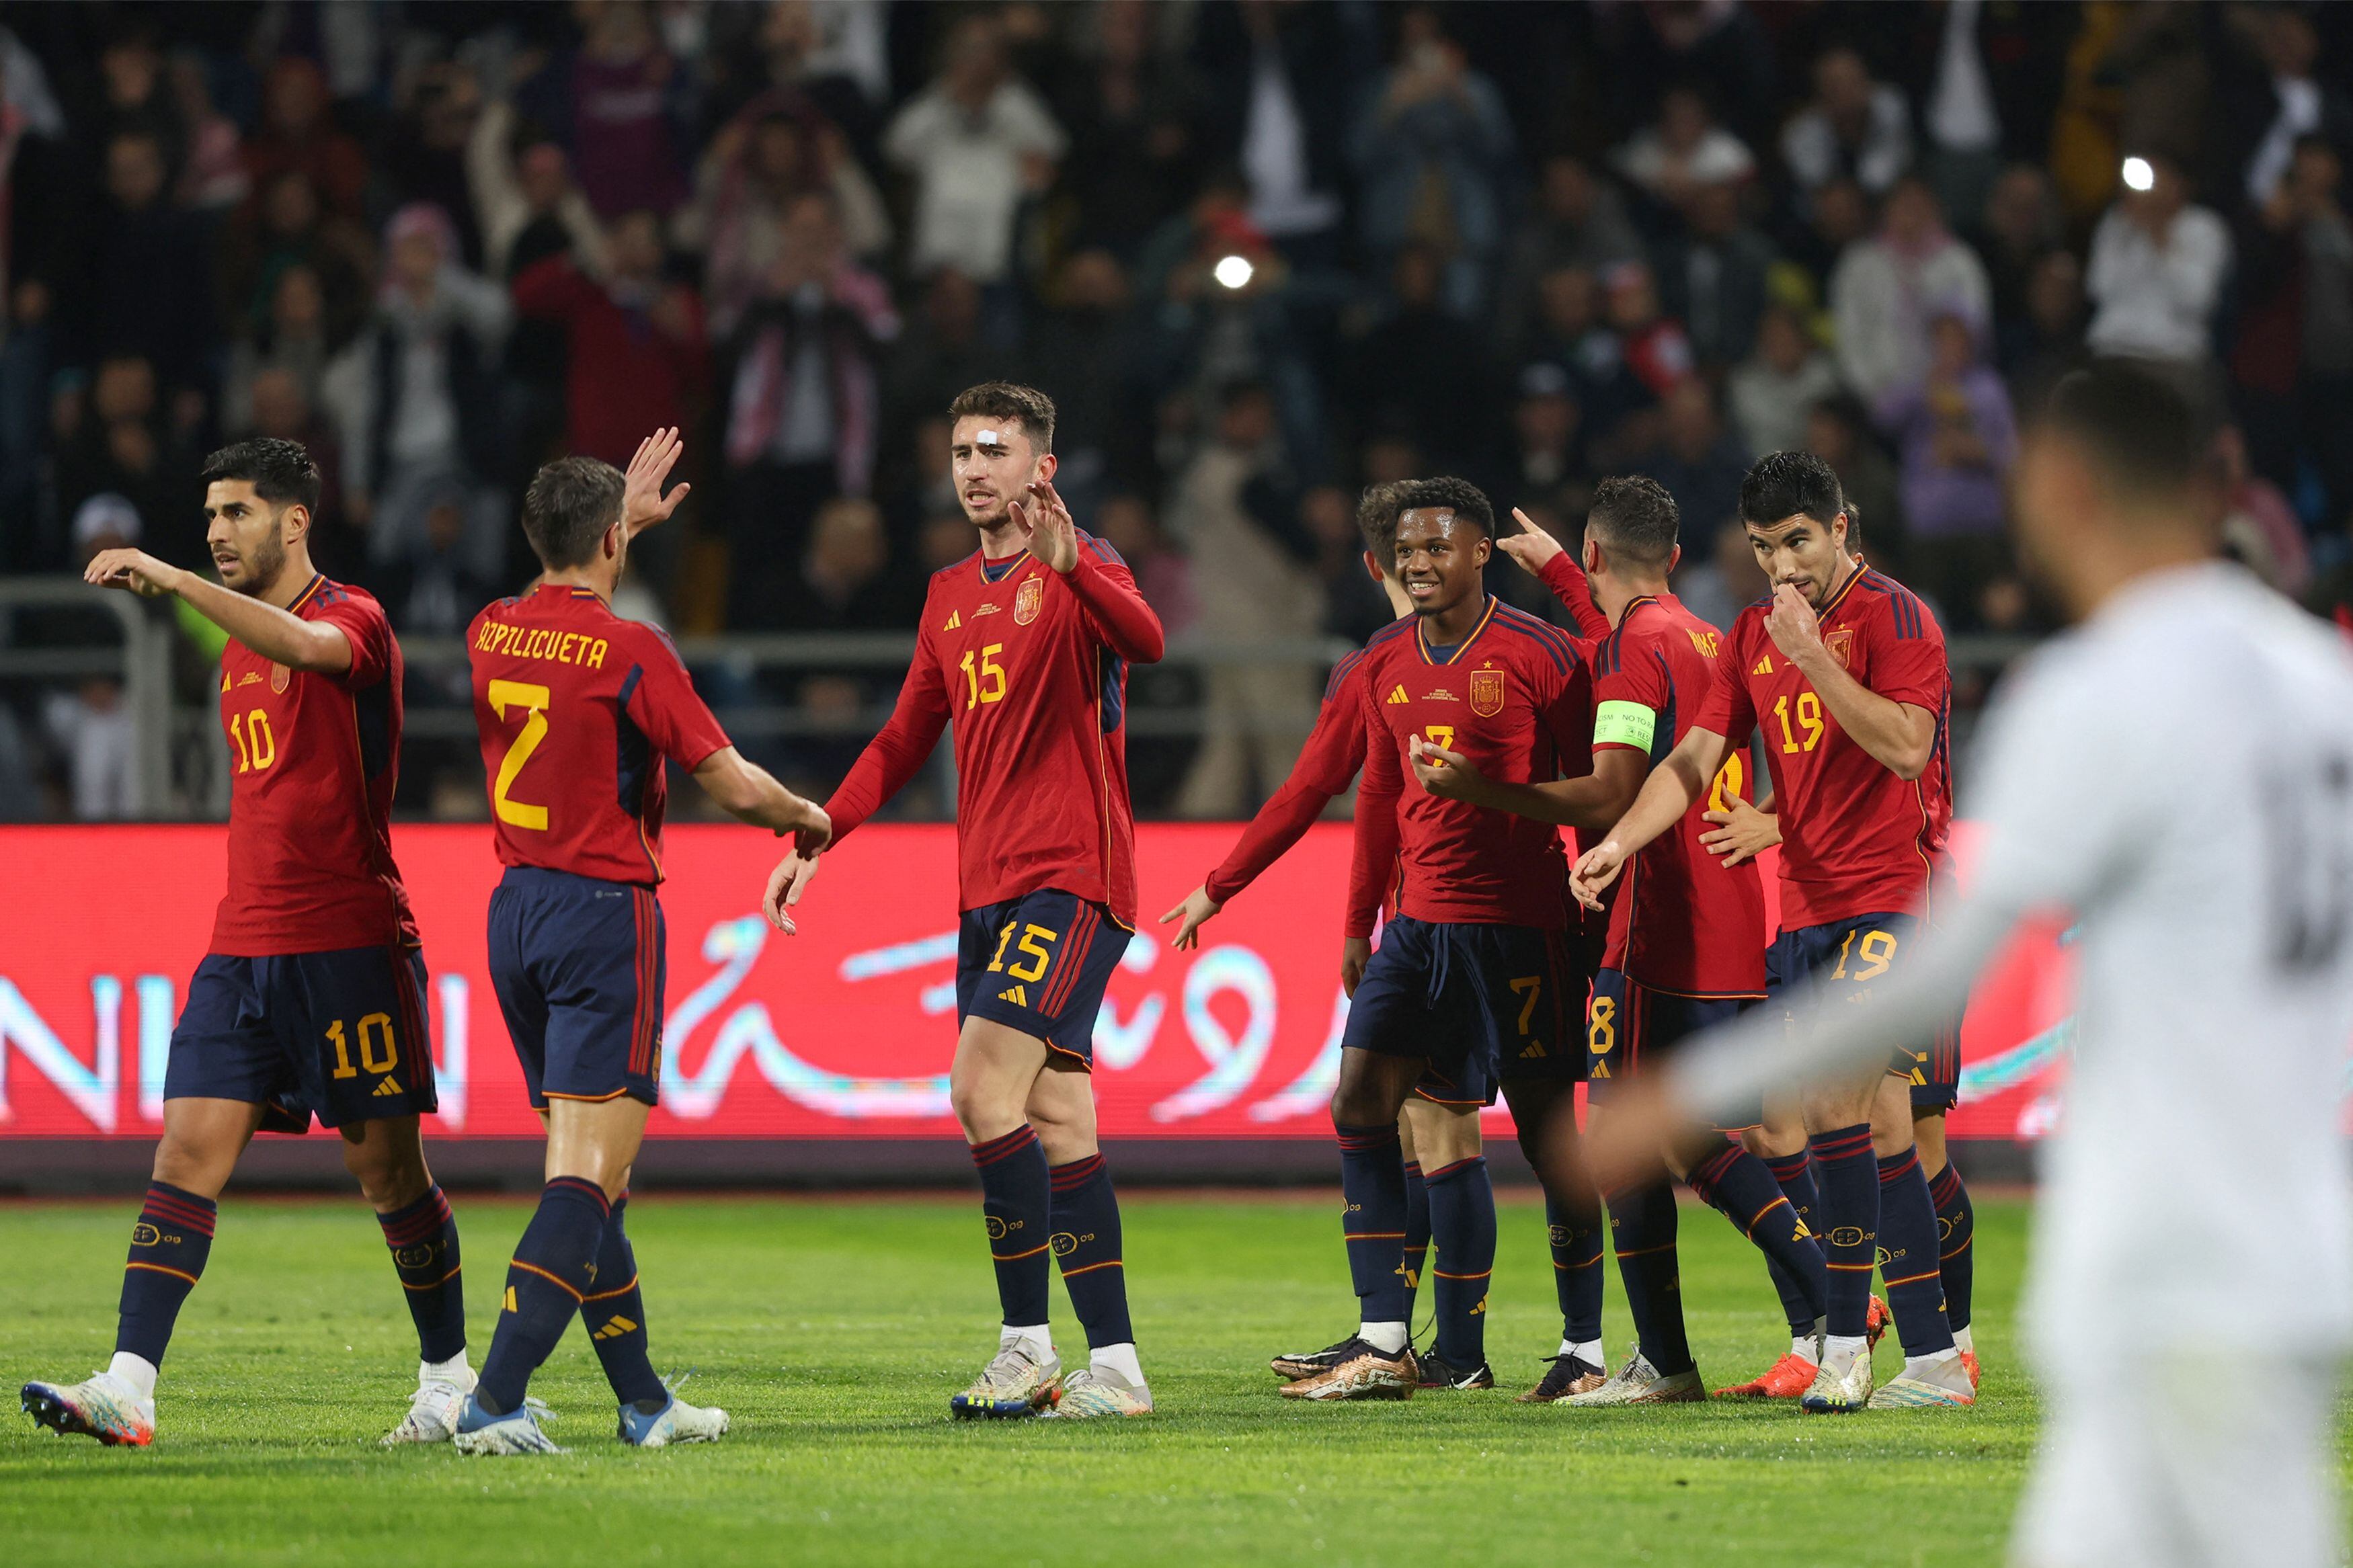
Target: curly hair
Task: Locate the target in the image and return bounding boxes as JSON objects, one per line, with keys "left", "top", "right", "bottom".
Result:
{"left": 1391, "top": 475, "right": 1494, "bottom": 537}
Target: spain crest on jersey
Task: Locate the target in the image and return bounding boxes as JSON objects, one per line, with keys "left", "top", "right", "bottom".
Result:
{"left": 270, "top": 662, "right": 291, "bottom": 693}
{"left": 1468, "top": 667, "right": 1506, "bottom": 717}
{"left": 1825, "top": 628, "right": 1856, "bottom": 671}
{"left": 1013, "top": 575, "right": 1043, "bottom": 626}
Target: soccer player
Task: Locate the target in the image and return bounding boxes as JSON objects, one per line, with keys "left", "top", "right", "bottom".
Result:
{"left": 1590, "top": 362, "right": 2353, "bottom": 1567}
{"left": 1408, "top": 477, "right": 1830, "bottom": 1404}
{"left": 764, "top": 383, "right": 1166, "bottom": 1419}
{"left": 25, "top": 440, "right": 469, "bottom": 1446}
{"left": 1281, "top": 477, "right": 1613, "bottom": 1402}
{"left": 1570, "top": 451, "right": 1973, "bottom": 1411}
{"left": 449, "top": 436, "right": 831, "bottom": 1456}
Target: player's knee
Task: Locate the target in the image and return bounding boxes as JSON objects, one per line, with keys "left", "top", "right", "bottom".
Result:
{"left": 149, "top": 1134, "right": 232, "bottom": 1199}
{"left": 1868, "top": 1090, "right": 1916, "bottom": 1158}
{"left": 340, "top": 1124, "right": 430, "bottom": 1208}
{"left": 948, "top": 1075, "right": 1025, "bottom": 1143}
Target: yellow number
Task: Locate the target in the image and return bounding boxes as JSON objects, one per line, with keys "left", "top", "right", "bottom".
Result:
{"left": 988, "top": 921, "right": 1017, "bottom": 971}
{"left": 325, "top": 1019, "right": 357, "bottom": 1080}
{"left": 1008, "top": 924, "right": 1058, "bottom": 983}
{"left": 1588, "top": 995, "right": 1618, "bottom": 1055}
{"left": 1509, "top": 975, "right": 1542, "bottom": 1036}
{"left": 1829, "top": 928, "right": 1896, "bottom": 983}
{"left": 487, "top": 679, "right": 553, "bottom": 831}
{"left": 959, "top": 644, "right": 1008, "bottom": 710}
{"left": 1425, "top": 725, "right": 1455, "bottom": 751}
{"left": 229, "top": 708, "right": 278, "bottom": 774}
{"left": 1706, "top": 750, "right": 1747, "bottom": 815}
{"left": 1771, "top": 692, "right": 1826, "bottom": 754}
{"left": 358, "top": 1012, "right": 398, "bottom": 1074}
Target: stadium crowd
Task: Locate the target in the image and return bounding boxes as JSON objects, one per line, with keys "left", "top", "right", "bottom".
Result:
{"left": 4, "top": 0, "right": 2352, "bottom": 821}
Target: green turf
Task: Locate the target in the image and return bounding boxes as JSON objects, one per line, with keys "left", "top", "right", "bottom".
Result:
{"left": 4, "top": 1188, "right": 2036, "bottom": 1565}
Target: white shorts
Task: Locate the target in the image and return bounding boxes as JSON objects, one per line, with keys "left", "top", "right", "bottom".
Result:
{"left": 2013, "top": 1349, "right": 2342, "bottom": 1568}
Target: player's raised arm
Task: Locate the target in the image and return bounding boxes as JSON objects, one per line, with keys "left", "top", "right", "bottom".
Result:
{"left": 1495, "top": 508, "right": 1611, "bottom": 641}
{"left": 1013, "top": 478, "right": 1165, "bottom": 664}
{"left": 1570, "top": 723, "right": 1732, "bottom": 907}
{"left": 692, "top": 746, "right": 830, "bottom": 842}
{"left": 87, "top": 547, "right": 352, "bottom": 675}
{"left": 1763, "top": 583, "right": 1936, "bottom": 780}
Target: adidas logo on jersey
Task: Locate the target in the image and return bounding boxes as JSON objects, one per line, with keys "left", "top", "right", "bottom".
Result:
{"left": 371, "top": 1078, "right": 401, "bottom": 1098}
{"left": 944, "top": 610, "right": 962, "bottom": 630}
{"left": 999, "top": 984, "right": 1029, "bottom": 1007}
{"left": 1387, "top": 685, "right": 1411, "bottom": 704}
{"left": 1752, "top": 655, "right": 1774, "bottom": 675}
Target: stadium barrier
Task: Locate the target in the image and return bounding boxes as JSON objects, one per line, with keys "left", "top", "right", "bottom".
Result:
{"left": 0, "top": 823, "right": 2072, "bottom": 1190}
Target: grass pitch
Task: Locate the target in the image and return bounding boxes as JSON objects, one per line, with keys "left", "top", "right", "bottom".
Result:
{"left": 1, "top": 1188, "right": 2040, "bottom": 1566}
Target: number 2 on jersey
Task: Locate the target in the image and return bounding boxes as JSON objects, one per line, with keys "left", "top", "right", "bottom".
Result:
{"left": 959, "top": 643, "right": 1006, "bottom": 710}
{"left": 486, "top": 679, "right": 552, "bottom": 831}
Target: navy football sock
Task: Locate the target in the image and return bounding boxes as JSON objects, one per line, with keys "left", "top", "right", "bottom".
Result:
{"left": 1876, "top": 1148, "right": 1956, "bottom": 1358}
{"left": 1607, "top": 1178, "right": 1691, "bottom": 1376}
{"left": 1400, "top": 1160, "right": 1431, "bottom": 1321}
{"left": 1546, "top": 1190, "right": 1605, "bottom": 1346}
{"left": 1048, "top": 1154, "right": 1134, "bottom": 1350}
{"left": 1808, "top": 1126, "right": 1878, "bottom": 1340}
{"left": 1765, "top": 1149, "right": 1825, "bottom": 1255}
{"left": 1335, "top": 1122, "right": 1409, "bottom": 1324}
{"left": 1685, "top": 1143, "right": 1828, "bottom": 1336}
{"left": 1423, "top": 1157, "right": 1496, "bottom": 1367}
{"left": 580, "top": 1192, "right": 666, "bottom": 1409}
{"left": 375, "top": 1184, "right": 465, "bottom": 1365}
{"left": 1928, "top": 1159, "right": 1975, "bottom": 1333}
{"left": 116, "top": 1181, "right": 216, "bottom": 1368}
{"left": 477, "top": 1176, "right": 610, "bottom": 1415}
{"left": 970, "top": 1126, "right": 1053, "bottom": 1331}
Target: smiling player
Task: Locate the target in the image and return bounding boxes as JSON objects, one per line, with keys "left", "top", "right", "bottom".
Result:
{"left": 25, "top": 440, "right": 471, "bottom": 1447}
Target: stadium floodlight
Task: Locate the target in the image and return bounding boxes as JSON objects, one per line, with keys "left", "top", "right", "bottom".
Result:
{"left": 2120, "top": 156, "right": 2154, "bottom": 193}
{"left": 1212, "top": 253, "right": 1255, "bottom": 291}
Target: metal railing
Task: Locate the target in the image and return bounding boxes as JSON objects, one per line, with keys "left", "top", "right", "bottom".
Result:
{"left": 0, "top": 579, "right": 177, "bottom": 815}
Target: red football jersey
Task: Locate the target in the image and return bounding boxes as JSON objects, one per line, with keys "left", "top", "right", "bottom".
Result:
{"left": 825, "top": 534, "right": 1164, "bottom": 925}
{"left": 210, "top": 574, "right": 417, "bottom": 956}
{"left": 1693, "top": 565, "right": 1952, "bottom": 930}
{"left": 467, "top": 584, "right": 731, "bottom": 884}
{"left": 1347, "top": 597, "right": 1595, "bottom": 934}
{"left": 1587, "top": 588, "right": 1767, "bottom": 997}
{"left": 1202, "top": 647, "right": 1370, "bottom": 905}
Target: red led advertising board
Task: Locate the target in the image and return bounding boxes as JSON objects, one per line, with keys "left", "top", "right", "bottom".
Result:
{"left": 0, "top": 824, "right": 2073, "bottom": 1141}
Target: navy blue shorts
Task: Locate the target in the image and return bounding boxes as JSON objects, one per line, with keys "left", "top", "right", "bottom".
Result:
{"left": 487, "top": 866, "right": 666, "bottom": 1109}
{"left": 957, "top": 889, "right": 1131, "bottom": 1067}
{"left": 1586, "top": 968, "right": 1763, "bottom": 1126}
{"left": 1766, "top": 911, "right": 1960, "bottom": 1112}
{"left": 1343, "top": 917, "right": 1584, "bottom": 1108}
{"left": 165, "top": 945, "right": 438, "bottom": 1131}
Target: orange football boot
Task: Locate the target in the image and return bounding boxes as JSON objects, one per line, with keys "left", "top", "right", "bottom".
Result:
{"left": 1712, "top": 1352, "right": 1819, "bottom": 1399}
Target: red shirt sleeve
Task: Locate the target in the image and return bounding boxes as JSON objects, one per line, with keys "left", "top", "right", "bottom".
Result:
{"left": 312, "top": 591, "right": 393, "bottom": 692}
{"left": 1860, "top": 595, "right": 1949, "bottom": 710}
{"left": 1065, "top": 539, "right": 1165, "bottom": 664}
{"left": 623, "top": 626, "right": 731, "bottom": 770}
{"left": 1592, "top": 632, "right": 1669, "bottom": 754}
{"left": 1694, "top": 614, "right": 1760, "bottom": 740}
{"left": 1203, "top": 662, "right": 1369, "bottom": 905}
{"left": 1536, "top": 554, "right": 1612, "bottom": 639}
{"left": 823, "top": 587, "right": 951, "bottom": 843}
{"left": 1345, "top": 672, "right": 1402, "bottom": 939}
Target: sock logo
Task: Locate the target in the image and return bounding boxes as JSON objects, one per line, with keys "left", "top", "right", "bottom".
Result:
{"left": 1937, "top": 1215, "right": 1956, "bottom": 1241}
{"left": 985, "top": 1216, "right": 1015, "bottom": 1240}
{"left": 1792, "top": 1217, "right": 1814, "bottom": 1241}
{"left": 393, "top": 1241, "right": 439, "bottom": 1268}
{"left": 1827, "top": 1227, "right": 1865, "bottom": 1248}
{"left": 502, "top": 1286, "right": 518, "bottom": 1313}
{"left": 130, "top": 1223, "right": 163, "bottom": 1247}
{"left": 592, "top": 1314, "right": 639, "bottom": 1341}
{"left": 371, "top": 1077, "right": 401, "bottom": 1098}
{"left": 1876, "top": 1244, "right": 1903, "bottom": 1266}
{"left": 1050, "top": 1231, "right": 1081, "bottom": 1256}
{"left": 1548, "top": 1224, "right": 1570, "bottom": 1246}
{"left": 1469, "top": 1294, "right": 1488, "bottom": 1316}
{"left": 1397, "top": 1264, "right": 1421, "bottom": 1288}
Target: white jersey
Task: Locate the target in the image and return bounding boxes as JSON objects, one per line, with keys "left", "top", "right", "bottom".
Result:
{"left": 1677, "top": 562, "right": 2353, "bottom": 1355}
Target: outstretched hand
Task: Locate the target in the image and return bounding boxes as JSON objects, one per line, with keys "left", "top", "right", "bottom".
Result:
{"left": 83, "top": 548, "right": 182, "bottom": 598}
{"left": 1008, "top": 478, "right": 1080, "bottom": 573}
{"left": 1159, "top": 884, "right": 1224, "bottom": 951}
{"left": 763, "top": 851, "right": 822, "bottom": 934}
{"left": 1495, "top": 509, "right": 1566, "bottom": 575}
{"left": 622, "top": 426, "right": 692, "bottom": 536}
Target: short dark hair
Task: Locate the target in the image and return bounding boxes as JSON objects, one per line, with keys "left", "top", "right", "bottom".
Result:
{"left": 1586, "top": 474, "right": 1679, "bottom": 567}
{"left": 948, "top": 381, "right": 1056, "bottom": 454}
{"left": 1356, "top": 481, "right": 1406, "bottom": 562}
{"left": 1392, "top": 476, "right": 1494, "bottom": 538}
{"left": 2038, "top": 362, "right": 2197, "bottom": 500}
{"left": 522, "top": 455, "right": 625, "bottom": 569}
{"left": 200, "top": 438, "right": 322, "bottom": 514}
{"left": 1739, "top": 450, "right": 1847, "bottom": 531}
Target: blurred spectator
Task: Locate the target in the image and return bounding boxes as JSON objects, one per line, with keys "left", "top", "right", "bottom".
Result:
{"left": 1167, "top": 380, "right": 1322, "bottom": 819}
{"left": 374, "top": 483, "right": 506, "bottom": 636}
{"left": 1495, "top": 153, "right": 1642, "bottom": 347}
{"left": 1051, "top": 0, "right": 1203, "bottom": 261}
{"left": 884, "top": 13, "right": 1065, "bottom": 287}
{"left": 1977, "top": 164, "right": 2066, "bottom": 341}
{"left": 1657, "top": 176, "right": 1774, "bottom": 371}
{"left": 794, "top": 497, "right": 913, "bottom": 630}
{"left": 1917, "top": 0, "right": 2004, "bottom": 222}
{"left": 69, "top": 131, "right": 216, "bottom": 397}
{"left": 1782, "top": 46, "right": 1913, "bottom": 208}
{"left": 48, "top": 493, "right": 147, "bottom": 820}
{"left": 1673, "top": 516, "right": 1771, "bottom": 636}
{"left": 1020, "top": 248, "right": 1144, "bottom": 515}
{"left": 2003, "top": 248, "right": 2091, "bottom": 411}
{"left": 1831, "top": 175, "right": 1991, "bottom": 405}
{"left": 168, "top": 52, "right": 247, "bottom": 211}
{"left": 2225, "top": 6, "right": 2352, "bottom": 210}
{"left": 469, "top": 97, "right": 610, "bottom": 282}
{"left": 1348, "top": 6, "right": 1514, "bottom": 316}
{"left": 1595, "top": 261, "right": 1693, "bottom": 458}
{"left": 2084, "top": 151, "right": 2230, "bottom": 381}
{"left": 1875, "top": 310, "right": 2018, "bottom": 626}
{"left": 1496, "top": 360, "right": 1588, "bottom": 499}
{"left": 216, "top": 169, "right": 372, "bottom": 348}
{"left": 89, "top": 24, "right": 183, "bottom": 184}
{"left": 1784, "top": 172, "right": 1873, "bottom": 285}
{"left": 1195, "top": 0, "right": 1355, "bottom": 267}
{"left": 385, "top": 60, "right": 487, "bottom": 261}
{"left": 322, "top": 204, "right": 511, "bottom": 581}
{"left": 2212, "top": 422, "right": 2312, "bottom": 600}
{"left": 1632, "top": 378, "right": 1747, "bottom": 540}
{"left": 694, "top": 101, "right": 889, "bottom": 336}
{"left": 514, "top": 208, "right": 709, "bottom": 470}
{"left": 1596, "top": 0, "right": 1777, "bottom": 150}
{"left": 1517, "top": 265, "right": 1631, "bottom": 417}
{"left": 569, "top": 0, "right": 690, "bottom": 221}
{"left": 242, "top": 57, "right": 368, "bottom": 221}
{"left": 1095, "top": 490, "right": 1197, "bottom": 638}
{"left": 223, "top": 265, "right": 337, "bottom": 436}
{"left": 56, "top": 355, "right": 183, "bottom": 560}
{"left": 1347, "top": 243, "right": 1489, "bottom": 471}
{"left": 2231, "top": 136, "right": 2353, "bottom": 530}
{"left": 0, "top": 280, "right": 53, "bottom": 565}
{"left": 1804, "top": 392, "right": 1905, "bottom": 566}
{"left": 1612, "top": 85, "right": 1755, "bottom": 212}
{"left": 1298, "top": 481, "right": 1388, "bottom": 643}
{"left": 1728, "top": 304, "right": 1839, "bottom": 457}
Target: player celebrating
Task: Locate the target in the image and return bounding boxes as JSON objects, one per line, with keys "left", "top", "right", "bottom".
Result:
{"left": 1408, "top": 477, "right": 1829, "bottom": 1404}
{"left": 1570, "top": 452, "right": 1972, "bottom": 1411}
{"left": 1283, "top": 477, "right": 1613, "bottom": 1402}
{"left": 450, "top": 436, "right": 830, "bottom": 1456}
{"left": 26, "top": 440, "right": 469, "bottom": 1446}
{"left": 765, "top": 383, "right": 1165, "bottom": 1419}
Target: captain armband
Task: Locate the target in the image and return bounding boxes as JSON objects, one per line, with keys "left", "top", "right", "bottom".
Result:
{"left": 1593, "top": 700, "right": 1659, "bottom": 751}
